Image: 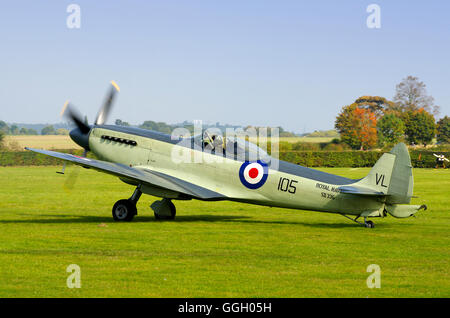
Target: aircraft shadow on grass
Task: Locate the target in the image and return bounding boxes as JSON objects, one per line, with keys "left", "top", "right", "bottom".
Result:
{"left": 1, "top": 212, "right": 409, "bottom": 229}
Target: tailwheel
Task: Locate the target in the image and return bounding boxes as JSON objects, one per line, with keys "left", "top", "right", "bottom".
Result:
{"left": 112, "top": 199, "right": 137, "bottom": 221}
{"left": 151, "top": 198, "right": 176, "bottom": 220}
{"left": 340, "top": 214, "right": 375, "bottom": 228}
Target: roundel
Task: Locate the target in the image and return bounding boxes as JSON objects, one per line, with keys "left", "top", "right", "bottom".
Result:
{"left": 239, "top": 160, "right": 269, "bottom": 189}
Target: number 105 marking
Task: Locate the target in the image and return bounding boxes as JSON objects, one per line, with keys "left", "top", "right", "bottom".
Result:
{"left": 277, "top": 177, "right": 298, "bottom": 194}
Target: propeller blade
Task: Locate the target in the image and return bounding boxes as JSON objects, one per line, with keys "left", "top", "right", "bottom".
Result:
{"left": 95, "top": 80, "right": 120, "bottom": 126}
{"left": 61, "top": 101, "right": 91, "bottom": 134}
{"left": 63, "top": 165, "right": 80, "bottom": 192}
{"left": 61, "top": 152, "right": 87, "bottom": 192}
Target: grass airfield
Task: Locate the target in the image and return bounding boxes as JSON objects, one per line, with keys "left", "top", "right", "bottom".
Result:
{"left": 0, "top": 166, "right": 448, "bottom": 297}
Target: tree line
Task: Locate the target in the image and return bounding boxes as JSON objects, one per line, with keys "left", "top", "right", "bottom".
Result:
{"left": 0, "top": 122, "right": 69, "bottom": 136}
{"left": 115, "top": 119, "right": 299, "bottom": 137}
{"left": 335, "top": 76, "right": 449, "bottom": 150}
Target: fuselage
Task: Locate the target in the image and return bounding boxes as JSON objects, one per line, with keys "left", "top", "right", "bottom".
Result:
{"left": 82, "top": 125, "right": 384, "bottom": 216}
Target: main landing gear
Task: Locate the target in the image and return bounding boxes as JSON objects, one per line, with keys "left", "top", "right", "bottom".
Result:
{"left": 340, "top": 214, "right": 375, "bottom": 228}
{"left": 151, "top": 198, "right": 176, "bottom": 220}
{"left": 112, "top": 185, "right": 142, "bottom": 221}
{"left": 112, "top": 185, "right": 177, "bottom": 221}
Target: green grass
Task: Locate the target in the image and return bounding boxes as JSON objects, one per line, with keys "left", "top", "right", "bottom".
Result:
{"left": 0, "top": 166, "right": 448, "bottom": 297}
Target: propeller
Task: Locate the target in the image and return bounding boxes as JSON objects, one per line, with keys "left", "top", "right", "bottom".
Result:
{"left": 60, "top": 101, "right": 90, "bottom": 134}
{"left": 59, "top": 81, "right": 120, "bottom": 190}
{"left": 95, "top": 80, "right": 120, "bottom": 125}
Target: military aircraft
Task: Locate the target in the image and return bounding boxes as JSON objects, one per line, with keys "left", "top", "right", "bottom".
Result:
{"left": 26, "top": 82, "right": 426, "bottom": 228}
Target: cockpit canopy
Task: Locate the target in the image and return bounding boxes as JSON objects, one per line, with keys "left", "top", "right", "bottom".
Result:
{"left": 190, "top": 131, "right": 271, "bottom": 163}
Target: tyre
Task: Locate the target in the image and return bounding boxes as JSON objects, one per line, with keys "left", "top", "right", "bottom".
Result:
{"left": 365, "top": 220, "right": 375, "bottom": 228}
{"left": 154, "top": 200, "right": 176, "bottom": 220}
{"left": 112, "top": 199, "right": 137, "bottom": 221}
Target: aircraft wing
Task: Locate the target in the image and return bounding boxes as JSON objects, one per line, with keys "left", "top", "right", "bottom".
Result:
{"left": 25, "top": 148, "right": 226, "bottom": 200}
{"left": 338, "top": 185, "right": 387, "bottom": 196}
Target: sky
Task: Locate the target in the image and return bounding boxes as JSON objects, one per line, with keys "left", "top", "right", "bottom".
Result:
{"left": 0, "top": 0, "right": 449, "bottom": 133}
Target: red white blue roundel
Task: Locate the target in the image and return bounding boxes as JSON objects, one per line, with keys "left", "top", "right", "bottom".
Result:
{"left": 239, "top": 160, "right": 269, "bottom": 189}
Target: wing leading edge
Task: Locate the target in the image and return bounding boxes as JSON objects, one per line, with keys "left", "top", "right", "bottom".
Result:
{"left": 25, "top": 148, "right": 226, "bottom": 200}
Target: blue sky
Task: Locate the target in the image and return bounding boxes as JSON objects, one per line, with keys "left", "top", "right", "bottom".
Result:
{"left": 0, "top": 0, "right": 449, "bottom": 132}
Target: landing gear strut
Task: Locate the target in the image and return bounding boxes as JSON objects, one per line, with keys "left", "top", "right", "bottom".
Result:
{"left": 112, "top": 185, "right": 142, "bottom": 221}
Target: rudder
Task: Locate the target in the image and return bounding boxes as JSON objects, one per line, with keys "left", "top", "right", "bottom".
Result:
{"left": 355, "top": 143, "right": 413, "bottom": 204}
{"left": 386, "top": 143, "right": 413, "bottom": 204}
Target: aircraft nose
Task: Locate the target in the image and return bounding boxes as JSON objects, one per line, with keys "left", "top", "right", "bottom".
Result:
{"left": 69, "top": 127, "right": 90, "bottom": 151}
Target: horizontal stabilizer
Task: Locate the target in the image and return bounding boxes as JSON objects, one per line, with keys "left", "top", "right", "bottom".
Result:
{"left": 338, "top": 185, "right": 387, "bottom": 196}
{"left": 385, "top": 204, "right": 427, "bottom": 218}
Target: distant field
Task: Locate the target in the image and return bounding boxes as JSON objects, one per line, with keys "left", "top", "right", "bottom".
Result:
{"left": 4, "top": 135, "right": 81, "bottom": 151}
{"left": 0, "top": 167, "right": 448, "bottom": 297}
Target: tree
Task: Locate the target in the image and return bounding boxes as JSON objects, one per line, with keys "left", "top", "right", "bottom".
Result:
{"left": 336, "top": 104, "right": 359, "bottom": 149}
{"left": 335, "top": 102, "right": 378, "bottom": 150}
{"left": 139, "top": 121, "right": 172, "bottom": 134}
{"left": 56, "top": 128, "right": 69, "bottom": 135}
{"left": 9, "top": 125, "right": 20, "bottom": 135}
{"left": 0, "top": 130, "right": 4, "bottom": 149}
{"left": 0, "top": 121, "right": 9, "bottom": 134}
{"left": 377, "top": 113, "right": 405, "bottom": 146}
{"left": 115, "top": 119, "right": 130, "bottom": 126}
{"left": 353, "top": 107, "right": 378, "bottom": 150}
{"left": 353, "top": 96, "right": 395, "bottom": 118}
{"left": 305, "top": 130, "right": 340, "bottom": 138}
{"left": 41, "top": 125, "right": 56, "bottom": 135}
{"left": 436, "top": 116, "right": 450, "bottom": 144}
{"left": 19, "top": 128, "right": 38, "bottom": 135}
{"left": 392, "top": 76, "right": 440, "bottom": 116}
{"left": 403, "top": 109, "right": 435, "bottom": 146}
{"left": 27, "top": 128, "right": 38, "bottom": 135}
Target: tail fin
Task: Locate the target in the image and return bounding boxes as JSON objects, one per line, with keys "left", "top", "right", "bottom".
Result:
{"left": 356, "top": 143, "right": 413, "bottom": 204}
{"left": 386, "top": 143, "right": 414, "bottom": 204}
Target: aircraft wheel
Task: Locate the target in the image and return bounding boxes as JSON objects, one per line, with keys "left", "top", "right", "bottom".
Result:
{"left": 153, "top": 199, "right": 176, "bottom": 220}
{"left": 112, "top": 199, "right": 137, "bottom": 221}
{"left": 365, "top": 220, "right": 375, "bottom": 228}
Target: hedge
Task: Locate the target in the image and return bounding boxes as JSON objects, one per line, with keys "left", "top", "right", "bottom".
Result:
{"left": 279, "top": 150, "right": 450, "bottom": 168}
{"left": 0, "top": 149, "right": 448, "bottom": 168}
